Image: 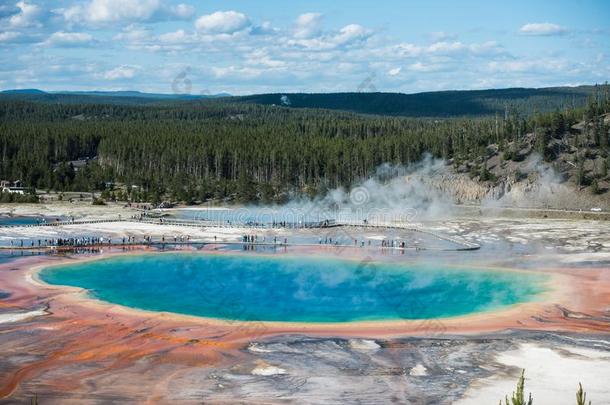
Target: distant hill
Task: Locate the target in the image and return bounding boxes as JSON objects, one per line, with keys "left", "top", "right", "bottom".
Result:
{"left": 228, "top": 86, "right": 599, "bottom": 117}
{"left": 57, "top": 90, "right": 231, "bottom": 99}
{"left": 0, "top": 89, "right": 230, "bottom": 105}
{"left": 1, "top": 89, "right": 47, "bottom": 95}
{"left": 0, "top": 85, "right": 602, "bottom": 116}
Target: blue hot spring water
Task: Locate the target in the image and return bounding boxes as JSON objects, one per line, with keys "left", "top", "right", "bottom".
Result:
{"left": 39, "top": 253, "right": 547, "bottom": 323}
{"left": 0, "top": 216, "right": 41, "bottom": 226}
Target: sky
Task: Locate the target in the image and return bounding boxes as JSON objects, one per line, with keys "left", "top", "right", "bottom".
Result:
{"left": 0, "top": 0, "right": 609, "bottom": 95}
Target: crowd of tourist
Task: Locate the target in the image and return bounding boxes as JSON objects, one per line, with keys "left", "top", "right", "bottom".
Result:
{"left": 7, "top": 233, "right": 409, "bottom": 250}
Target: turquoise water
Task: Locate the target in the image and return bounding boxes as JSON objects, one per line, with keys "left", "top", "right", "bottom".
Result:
{"left": 0, "top": 215, "right": 63, "bottom": 227}
{"left": 39, "top": 253, "right": 547, "bottom": 323}
{"left": 0, "top": 216, "right": 41, "bottom": 226}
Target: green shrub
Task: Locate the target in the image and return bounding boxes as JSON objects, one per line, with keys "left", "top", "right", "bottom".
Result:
{"left": 92, "top": 197, "right": 106, "bottom": 205}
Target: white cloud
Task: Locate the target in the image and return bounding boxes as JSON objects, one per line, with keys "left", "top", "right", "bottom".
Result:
{"left": 287, "top": 23, "right": 371, "bottom": 50}
{"left": 469, "top": 41, "right": 504, "bottom": 55}
{"left": 113, "top": 24, "right": 151, "bottom": 43}
{"left": 171, "top": 3, "right": 195, "bottom": 20}
{"left": 519, "top": 23, "right": 568, "bottom": 36}
{"left": 0, "top": 31, "right": 21, "bottom": 42}
{"left": 3, "top": 5, "right": 604, "bottom": 94}
{"left": 245, "top": 49, "right": 286, "bottom": 68}
{"left": 195, "top": 11, "right": 251, "bottom": 34}
{"left": 334, "top": 24, "right": 369, "bottom": 46}
{"left": 60, "top": 0, "right": 192, "bottom": 25}
{"left": 294, "top": 12, "right": 322, "bottom": 39}
{"left": 67, "top": 0, "right": 159, "bottom": 23}
{"left": 8, "top": 1, "right": 43, "bottom": 28}
{"left": 393, "top": 43, "right": 424, "bottom": 57}
{"left": 44, "top": 31, "right": 94, "bottom": 47}
{"left": 388, "top": 67, "right": 401, "bottom": 76}
{"left": 427, "top": 41, "right": 466, "bottom": 54}
{"left": 158, "top": 29, "right": 195, "bottom": 44}
{"left": 390, "top": 40, "right": 503, "bottom": 58}
{"left": 103, "top": 65, "right": 138, "bottom": 80}
{"left": 408, "top": 62, "right": 444, "bottom": 73}
{"left": 487, "top": 59, "right": 566, "bottom": 73}
{"left": 211, "top": 65, "right": 265, "bottom": 80}
{"left": 251, "top": 21, "right": 275, "bottom": 35}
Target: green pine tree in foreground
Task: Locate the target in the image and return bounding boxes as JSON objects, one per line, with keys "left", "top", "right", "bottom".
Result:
{"left": 500, "top": 370, "right": 593, "bottom": 405}
{"left": 501, "top": 369, "right": 533, "bottom": 405}
{"left": 576, "top": 382, "right": 592, "bottom": 405}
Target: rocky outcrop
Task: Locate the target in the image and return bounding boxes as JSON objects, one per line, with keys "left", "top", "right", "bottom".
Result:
{"left": 424, "top": 173, "right": 491, "bottom": 203}
{"left": 418, "top": 166, "right": 609, "bottom": 211}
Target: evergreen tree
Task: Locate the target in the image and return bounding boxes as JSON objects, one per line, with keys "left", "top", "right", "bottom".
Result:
{"left": 500, "top": 370, "right": 533, "bottom": 405}
{"left": 0, "top": 92, "right": 606, "bottom": 203}
{"left": 576, "top": 382, "right": 592, "bottom": 405}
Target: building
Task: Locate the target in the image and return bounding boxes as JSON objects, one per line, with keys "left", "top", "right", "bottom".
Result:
{"left": 2, "top": 187, "right": 25, "bottom": 194}
{"left": 1, "top": 180, "right": 26, "bottom": 194}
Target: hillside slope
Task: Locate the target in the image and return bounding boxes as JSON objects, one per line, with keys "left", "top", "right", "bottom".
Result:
{"left": 426, "top": 113, "right": 610, "bottom": 210}
{"left": 230, "top": 86, "right": 598, "bottom": 117}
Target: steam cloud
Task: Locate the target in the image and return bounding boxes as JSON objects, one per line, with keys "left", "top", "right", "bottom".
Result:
{"left": 288, "top": 154, "right": 454, "bottom": 223}
{"left": 482, "top": 154, "right": 573, "bottom": 209}
{"left": 222, "top": 153, "right": 590, "bottom": 226}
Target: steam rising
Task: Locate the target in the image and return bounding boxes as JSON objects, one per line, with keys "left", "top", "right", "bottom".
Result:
{"left": 288, "top": 154, "right": 454, "bottom": 223}
{"left": 206, "top": 153, "right": 593, "bottom": 226}
{"left": 482, "top": 154, "right": 572, "bottom": 209}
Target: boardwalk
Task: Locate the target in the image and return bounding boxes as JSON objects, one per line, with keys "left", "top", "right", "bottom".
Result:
{"left": 0, "top": 217, "right": 480, "bottom": 251}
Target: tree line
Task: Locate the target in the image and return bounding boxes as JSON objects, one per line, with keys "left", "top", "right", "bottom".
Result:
{"left": 0, "top": 86, "right": 608, "bottom": 204}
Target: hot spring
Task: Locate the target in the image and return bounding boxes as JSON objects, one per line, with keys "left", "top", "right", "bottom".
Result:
{"left": 39, "top": 253, "right": 547, "bottom": 323}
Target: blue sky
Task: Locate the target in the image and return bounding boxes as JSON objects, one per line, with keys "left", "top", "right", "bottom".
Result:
{"left": 0, "top": 0, "right": 608, "bottom": 94}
